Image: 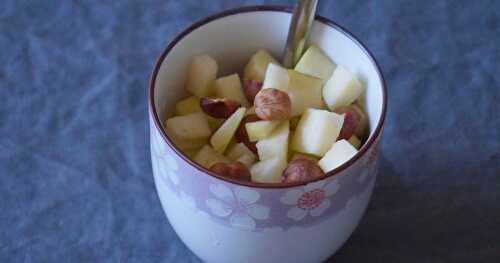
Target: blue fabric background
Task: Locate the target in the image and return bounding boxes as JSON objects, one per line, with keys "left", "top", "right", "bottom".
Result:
{"left": 1, "top": 0, "right": 499, "bottom": 262}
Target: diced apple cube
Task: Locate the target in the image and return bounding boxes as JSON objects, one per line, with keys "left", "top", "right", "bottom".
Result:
{"left": 206, "top": 115, "right": 225, "bottom": 131}
{"left": 210, "top": 107, "right": 246, "bottom": 153}
{"left": 244, "top": 49, "right": 279, "bottom": 82}
{"left": 185, "top": 55, "right": 218, "bottom": 97}
{"left": 226, "top": 143, "right": 256, "bottom": 167}
{"left": 262, "top": 63, "right": 289, "bottom": 91}
{"left": 214, "top": 74, "right": 249, "bottom": 106}
{"left": 175, "top": 96, "right": 201, "bottom": 115}
{"left": 194, "top": 145, "right": 229, "bottom": 168}
{"left": 295, "top": 45, "right": 336, "bottom": 83}
{"left": 318, "top": 140, "right": 358, "bottom": 173}
{"left": 165, "top": 126, "right": 208, "bottom": 151}
{"left": 236, "top": 154, "right": 256, "bottom": 167}
{"left": 347, "top": 135, "right": 362, "bottom": 149}
{"left": 256, "top": 121, "right": 289, "bottom": 161}
{"left": 184, "top": 149, "right": 199, "bottom": 159}
{"left": 250, "top": 158, "right": 286, "bottom": 183}
{"left": 323, "top": 66, "right": 363, "bottom": 110}
{"left": 245, "top": 120, "right": 281, "bottom": 142}
{"left": 291, "top": 108, "right": 344, "bottom": 156}
{"left": 165, "top": 112, "right": 211, "bottom": 140}
{"left": 226, "top": 142, "right": 256, "bottom": 160}
{"left": 287, "top": 70, "right": 324, "bottom": 116}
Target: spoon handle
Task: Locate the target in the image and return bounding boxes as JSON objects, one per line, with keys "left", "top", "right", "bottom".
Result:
{"left": 282, "top": 0, "right": 319, "bottom": 68}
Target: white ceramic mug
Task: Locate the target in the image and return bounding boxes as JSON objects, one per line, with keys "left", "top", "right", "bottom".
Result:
{"left": 149, "top": 6, "right": 387, "bottom": 263}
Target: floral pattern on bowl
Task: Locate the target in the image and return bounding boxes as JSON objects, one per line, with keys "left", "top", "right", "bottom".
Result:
{"left": 149, "top": 111, "right": 379, "bottom": 232}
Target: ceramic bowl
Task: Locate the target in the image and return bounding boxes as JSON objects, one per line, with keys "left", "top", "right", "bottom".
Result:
{"left": 148, "top": 6, "right": 387, "bottom": 263}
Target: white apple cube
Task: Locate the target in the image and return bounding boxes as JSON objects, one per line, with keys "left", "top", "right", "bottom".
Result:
{"left": 226, "top": 142, "right": 256, "bottom": 160}
{"left": 256, "top": 121, "right": 289, "bottom": 161}
{"left": 175, "top": 96, "right": 201, "bottom": 115}
{"left": 165, "top": 131, "right": 208, "bottom": 151}
{"left": 245, "top": 120, "right": 282, "bottom": 142}
{"left": 250, "top": 158, "right": 286, "bottom": 183}
{"left": 226, "top": 142, "right": 257, "bottom": 167}
{"left": 236, "top": 154, "right": 256, "bottom": 167}
{"left": 323, "top": 66, "right": 363, "bottom": 110}
{"left": 318, "top": 139, "right": 358, "bottom": 173}
{"left": 262, "top": 63, "right": 289, "bottom": 91}
{"left": 244, "top": 49, "right": 279, "bottom": 82}
{"left": 185, "top": 55, "right": 218, "bottom": 97}
{"left": 291, "top": 108, "right": 344, "bottom": 156}
{"left": 214, "top": 74, "right": 249, "bottom": 106}
{"left": 287, "top": 70, "right": 324, "bottom": 116}
{"left": 194, "top": 144, "right": 229, "bottom": 168}
{"left": 295, "top": 45, "right": 336, "bottom": 83}
{"left": 210, "top": 107, "right": 246, "bottom": 153}
{"left": 165, "top": 112, "right": 211, "bottom": 140}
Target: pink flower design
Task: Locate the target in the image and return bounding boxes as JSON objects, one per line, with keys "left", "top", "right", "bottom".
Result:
{"left": 280, "top": 179, "right": 340, "bottom": 221}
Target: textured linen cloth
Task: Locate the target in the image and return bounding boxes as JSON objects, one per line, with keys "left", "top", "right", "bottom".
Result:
{"left": 0, "top": 0, "right": 498, "bottom": 262}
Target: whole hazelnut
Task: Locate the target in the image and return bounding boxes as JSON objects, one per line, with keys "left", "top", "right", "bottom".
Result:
{"left": 210, "top": 161, "right": 251, "bottom": 181}
{"left": 235, "top": 114, "right": 260, "bottom": 153}
{"left": 334, "top": 106, "right": 362, "bottom": 140}
{"left": 200, "top": 97, "right": 241, "bottom": 118}
{"left": 242, "top": 79, "right": 263, "bottom": 104}
{"left": 254, "top": 88, "right": 291, "bottom": 120}
{"left": 282, "top": 159, "right": 325, "bottom": 183}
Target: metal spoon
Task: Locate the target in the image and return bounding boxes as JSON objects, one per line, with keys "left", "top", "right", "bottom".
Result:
{"left": 282, "top": 0, "right": 319, "bottom": 68}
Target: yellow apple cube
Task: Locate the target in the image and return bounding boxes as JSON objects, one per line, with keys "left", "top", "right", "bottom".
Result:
{"left": 194, "top": 145, "right": 229, "bottom": 168}
{"left": 291, "top": 108, "right": 344, "bottom": 156}
{"left": 318, "top": 139, "right": 358, "bottom": 173}
{"left": 236, "top": 154, "right": 256, "bottom": 167}
{"left": 244, "top": 49, "right": 279, "bottom": 82}
{"left": 226, "top": 142, "right": 256, "bottom": 160}
{"left": 323, "top": 66, "right": 363, "bottom": 110}
{"left": 210, "top": 107, "right": 246, "bottom": 153}
{"left": 226, "top": 143, "right": 257, "bottom": 167}
{"left": 165, "top": 112, "right": 211, "bottom": 140}
{"left": 262, "top": 63, "right": 289, "bottom": 91}
{"left": 287, "top": 70, "right": 324, "bottom": 116}
{"left": 185, "top": 55, "right": 218, "bottom": 97}
{"left": 250, "top": 158, "right": 286, "bottom": 183}
{"left": 245, "top": 120, "right": 282, "bottom": 142}
{"left": 165, "top": 126, "right": 208, "bottom": 151}
{"left": 256, "top": 121, "right": 289, "bottom": 161}
{"left": 214, "top": 74, "right": 249, "bottom": 106}
{"left": 295, "top": 45, "right": 336, "bottom": 83}
{"left": 175, "top": 96, "right": 201, "bottom": 115}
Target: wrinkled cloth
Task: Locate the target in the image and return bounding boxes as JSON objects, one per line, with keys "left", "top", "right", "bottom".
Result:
{"left": 0, "top": 0, "right": 499, "bottom": 262}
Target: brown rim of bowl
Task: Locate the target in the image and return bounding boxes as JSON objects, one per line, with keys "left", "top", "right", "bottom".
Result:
{"left": 148, "top": 5, "right": 387, "bottom": 189}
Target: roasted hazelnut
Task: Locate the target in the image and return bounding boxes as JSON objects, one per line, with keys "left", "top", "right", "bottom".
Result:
{"left": 200, "top": 97, "right": 240, "bottom": 118}
{"left": 254, "top": 88, "right": 291, "bottom": 120}
{"left": 235, "top": 114, "right": 260, "bottom": 153}
{"left": 242, "top": 79, "right": 263, "bottom": 104}
{"left": 334, "top": 105, "right": 361, "bottom": 140}
{"left": 210, "top": 161, "right": 251, "bottom": 181}
{"left": 282, "top": 159, "right": 325, "bottom": 183}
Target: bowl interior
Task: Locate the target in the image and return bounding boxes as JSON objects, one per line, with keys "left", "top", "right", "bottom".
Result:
{"left": 152, "top": 8, "right": 384, "bottom": 162}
